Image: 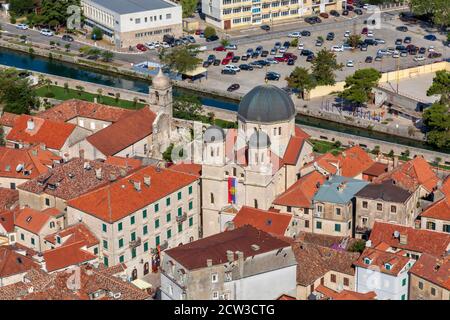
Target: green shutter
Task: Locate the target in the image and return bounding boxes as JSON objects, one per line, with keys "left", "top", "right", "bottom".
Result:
{"left": 402, "top": 278, "right": 407, "bottom": 286}
{"left": 104, "top": 257, "right": 109, "bottom": 267}
{"left": 102, "top": 224, "right": 107, "bottom": 232}
{"left": 166, "top": 197, "right": 171, "bottom": 206}
{"left": 177, "top": 191, "right": 182, "bottom": 200}
{"left": 166, "top": 213, "right": 171, "bottom": 222}
{"left": 103, "top": 240, "right": 108, "bottom": 249}
{"left": 143, "top": 225, "right": 148, "bottom": 235}
{"left": 119, "top": 238, "right": 124, "bottom": 248}
{"left": 189, "top": 201, "right": 193, "bottom": 210}
{"left": 155, "top": 219, "right": 160, "bottom": 229}
{"left": 189, "top": 217, "right": 193, "bottom": 227}
{"left": 335, "top": 224, "right": 341, "bottom": 232}
{"left": 118, "top": 222, "right": 123, "bottom": 231}
{"left": 131, "top": 248, "right": 136, "bottom": 259}
{"left": 178, "top": 207, "right": 182, "bottom": 216}
{"left": 131, "top": 232, "right": 136, "bottom": 241}
{"left": 155, "top": 203, "right": 159, "bottom": 212}
{"left": 155, "top": 235, "right": 160, "bottom": 246}
{"left": 178, "top": 223, "right": 183, "bottom": 233}
{"left": 316, "top": 221, "right": 322, "bottom": 229}
{"left": 119, "top": 255, "right": 124, "bottom": 263}
{"left": 143, "top": 209, "right": 147, "bottom": 219}
{"left": 188, "top": 185, "right": 193, "bottom": 195}
{"left": 167, "top": 229, "right": 172, "bottom": 239}
{"left": 130, "top": 216, "right": 135, "bottom": 225}
{"left": 144, "top": 242, "right": 148, "bottom": 252}
{"left": 31, "top": 238, "right": 35, "bottom": 245}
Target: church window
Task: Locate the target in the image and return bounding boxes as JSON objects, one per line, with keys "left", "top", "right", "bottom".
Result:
{"left": 279, "top": 127, "right": 281, "bottom": 135}
{"left": 210, "top": 193, "right": 215, "bottom": 204}
{"left": 254, "top": 199, "right": 258, "bottom": 208}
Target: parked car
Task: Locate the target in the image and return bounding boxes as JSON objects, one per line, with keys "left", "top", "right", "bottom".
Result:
{"left": 354, "top": 8, "right": 363, "bottom": 15}
{"left": 227, "top": 84, "right": 240, "bottom": 92}
{"left": 40, "top": 29, "right": 54, "bottom": 36}
{"left": 315, "top": 39, "right": 323, "bottom": 47}
{"left": 279, "top": 46, "right": 287, "bottom": 53}
{"left": 270, "top": 48, "right": 277, "bottom": 55}
{"left": 261, "top": 24, "right": 270, "bottom": 31}
{"left": 342, "top": 9, "right": 349, "bottom": 16}
{"left": 284, "top": 53, "right": 297, "bottom": 60}
{"left": 187, "top": 36, "right": 196, "bottom": 43}
{"left": 226, "top": 52, "right": 234, "bottom": 59}
{"left": 361, "top": 27, "right": 368, "bottom": 35}
{"left": 62, "top": 35, "right": 74, "bottom": 42}
{"left": 331, "top": 45, "right": 344, "bottom": 52}
{"left": 392, "top": 51, "right": 400, "bottom": 58}
{"left": 16, "top": 23, "right": 29, "bottom": 30}
{"left": 225, "top": 44, "right": 238, "bottom": 50}
{"left": 247, "top": 48, "right": 255, "bottom": 55}
{"left": 428, "top": 52, "right": 442, "bottom": 58}
{"left": 365, "top": 56, "right": 373, "bottom": 63}
{"left": 241, "top": 55, "right": 249, "bottom": 61}
{"left": 400, "top": 50, "right": 408, "bottom": 57}
{"left": 231, "top": 56, "right": 240, "bottom": 63}
{"left": 396, "top": 26, "right": 408, "bottom": 32}
{"left": 326, "top": 32, "right": 335, "bottom": 41}
{"left": 344, "top": 30, "right": 351, "bottom": 37}
{"left": 424, "top": 34, "right": 437, "bottom": 41}
{"left": 301, "top": 30, "right": 311, "bottom": 37}
{"left": 346, "top": 60, "right": 354, "bottom": 67}
{"left": 319, "top": 12, "right": 329, "bottom": 18}
{"left": 206, "top": 35, "right": 219, "bottom": 42}
{"left": 207, "top": 54, "right": 216, "bottom": 63}
{"left": 274, "top": 42, "right": 282, "bottom": 49}
{"left": 288, "top": 31, "right": 302, "bottom": 38}
{"left": 213, "top": 59, "right": 221, "bottom": 66}
{"left": 306, "top": 54, "right": 315, "bottom": 62}
{"left": 404, "top": 36, "right": 412, "bottom": 44}
{"left": 224, "top": 65, "right": 240, "bottom": 72}
{"left": 374, "top": 38, "right": 385, "bottom": 44}
{"left": 239, "top": 64, "right": 253, "bottom": 71}
{"left": 202, "top": 61, "right": 211, "bottom": 68}
{"left": 265, "top": 71, "right": 280, "bottom": 81}
{"left": 330, "top": 10, "right": 340, "bottom": 17}
{"left": 249, "top": 61, "right": 264, "bottom": 69}
{"left": 301, "top": 49, "right": 314, "bottom": 56}
{"left": 194, "top": 29, "right": 203, "bottom": 35}
{"left": 256, "top": 45, "right": 264, "bottom": 53}
{"left": 266, "top": 58, "right": 278, "bottom": 64}
{"left": 367, "top": 30, "right": 374, "bottom": 37}
{"left": 136, "top": 44, "right": 147, "bottom": 51}
{"left": 261, "top": 50, "right": 269, "bottom": 57}
{"left": 364, "top": 38, "right": 377, "bottom": 46}
{"left": 214, "top": 46, "right": 226, "bottom": 51}
{"left": 395, "top": 39, "right": 403, "bottom": 45}
{"left": 287, "top": 59, "right": 295, "bottom": 65}
{"left": 375, "top": 55, "right": 383, "bottom": 61}
{"left": 418, "top": 47, "right": 426, "bottom": 54}
{"left": 221, "top": 58, "right": 230, "bottom": 65}
{"left": 360, "top": 43, "right": 368, "bottom": 51}
{"left": 221, "top": 69, "right": 236, "bottom": 75}
{"left": 413, "top": 55, "right": 425, "bottom": 62}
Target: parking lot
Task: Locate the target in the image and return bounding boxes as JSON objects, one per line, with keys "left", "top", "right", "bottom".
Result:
{"left": 197, "top": 16, "right": 449, "bottom": 96}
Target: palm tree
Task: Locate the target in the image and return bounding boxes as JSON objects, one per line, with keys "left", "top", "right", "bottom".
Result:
{"left": 75, "top": 85, "right": 85, "bottom": 97}
{"left": 97, "top": 88, "right": 103, "bottom": 102}
{"left": 115, "top": 92, "right": 120, "bottom": 103}
{"left": 101, "top": 51, "right": 114, "bottom": 62}
{"left": 63, "top": 82, "right": 69, "bottom": 94}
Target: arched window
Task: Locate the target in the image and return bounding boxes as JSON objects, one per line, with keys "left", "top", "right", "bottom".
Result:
{"left": 49, "top": 221, "right": 55, "bottom": 228}
{"left": 144, "top": 262, "right": 149, "bottom": 275}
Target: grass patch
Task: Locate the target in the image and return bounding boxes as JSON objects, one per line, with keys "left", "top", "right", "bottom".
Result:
{"left": 35, "top": 85, "right": 145, "bottom": 110}
{"left": 309, "top": 139, "right": 344, "bottom": 155}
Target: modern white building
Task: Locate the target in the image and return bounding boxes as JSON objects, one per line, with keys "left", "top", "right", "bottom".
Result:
{"left": 81, "top": 0, "right": 182, "bottom": 48}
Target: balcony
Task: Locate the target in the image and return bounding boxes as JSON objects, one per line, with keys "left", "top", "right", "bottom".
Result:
{"left": 176, "top": 213, "right": 187, "bottom": 223}
{"left": 160, "top": 241, "right": 169, "bottom": 251}
{"left": 129, "top": 237, "right": 141, "bottom": 249}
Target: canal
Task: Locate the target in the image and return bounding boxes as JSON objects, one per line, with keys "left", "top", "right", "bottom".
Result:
{"left": 0, "top": 46, "right": 444, "bottom": 152}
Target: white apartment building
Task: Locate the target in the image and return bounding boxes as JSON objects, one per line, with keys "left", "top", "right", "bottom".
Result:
{"left": 201, "top": 0, "right": 345, "bottom": 30}
{"left": 81, "top": 0, "right": 182, "bottom": 48}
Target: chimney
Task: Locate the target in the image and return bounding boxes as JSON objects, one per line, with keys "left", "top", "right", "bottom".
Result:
{"left": 226, "top": 250, "right": 234, "bottom": 262}
{"left": 26, "top": 118, "right": 35, "bottom": 131}
{"left": 119, "top": 168, "right": 127, "bottom": 177}
{"left": 393, "top": 156, "right": 399, "bottom": 168}
{"left": 399, "top": 234, "right": 408, "bottom": 245}
{"left": 95, "top": 167, "right": 102, "bottom": 180}
{"left": 251, "top": 244, "right": 260, "bottom": 252}
{"left": 134, "top": 181, "right": 141, "bottom": 192}
{"left": 206, "top": 259, "right": 213, "bottom": 267}
{"left": 144, "top": 175, "right": 151, "bottom": 187}
{"left": 109, "top": 174, "right": 117, "bottom": 182}
{"left": 365, "top": 240, "right": 372, "bottom": 248}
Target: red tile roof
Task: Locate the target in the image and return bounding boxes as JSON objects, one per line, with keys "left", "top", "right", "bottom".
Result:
{"left": 67, "top": 165, "right": 199, "bottom": 223}
{"left": 165, "top": 225, "right": 291, "bottom": 270}
{"left": 277, "top": 294, "right": 297, "bottom": 300}
{"left": 304, "top": 153, "right": 339, "bottom": 175}
{"left": 273, "top": 171, "right": 326, "bottom": 208}
{"left": 374, "top": 156, "right": 439, "bottom": 193}
{"left": 0, "top": 188, "right": 19, "bottom": 211}
{"left": 0, "top": 246, "right": 39, "bottom": 278}
{"left": 232, "top": 206, "right": 292, "bottom": 237}
{"left": 337, "top": 146, "right": 374, "bottom": 178}
{"left": 410, "top": 254, "right": 450, "bottom": 290}
{"left": 315, "top": 285, "right": 377, "bottom": 300}
{"left": 168, "top": 163, "right": 202, "bottom": 177}
{"left": 104, "top": 156, "right": 142, "bottom": 170}
{"left": 283, "top": 128, "right": 310, "bottom": 165}
{"left": 86, "top": 108, "right": 156, "bottom": 156}
{"left": 0, "top": 209, "right": 19, "bottom": 233}
{"left": 0, "top": 112, "right": 19, "bottom": 127}
{"left": 441, "top": 176, "right": 450, "bottom": 198}
{"left": 354, "top": 247, "right": 411, "bottom": 276}
{"left": 43, "top": 241, "right": 97, "bottom": 272}
{"left": 0, "top": 146, "right": 60, "bottom": 180}
{"left": 420, "top": 198, "right": 450, "bottom": 221}
{"left": 295, "top": 126, "right": 310, "bottom": 139}
{"left": 6, "top": 115, "right": 77, "bottom": 150}
{"left": 15, "top": 207, "right": 59, "bottom": 235}
{"left": 44, "top": 223, "right": 99, "bottom": 248}
{"left": 363, "top": 162, "right": 388, "bottom": 177}
{"left": 38, "top": 99, "right": 132, "bottom": 123}
{"left": 369, "top": 222, "right": 450, "bottom": 256}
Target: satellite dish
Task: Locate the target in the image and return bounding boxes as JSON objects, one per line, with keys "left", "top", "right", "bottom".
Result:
{"left": 16, "top": 164, "right": 24, "bottom": 172}
{"left": 394, "top": 230, "right": 400, "bottom": 238}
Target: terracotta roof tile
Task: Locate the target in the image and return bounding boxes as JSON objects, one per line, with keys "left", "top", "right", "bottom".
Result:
{"left": 104, "top": 156, "right": 142, "bottom": 170}
{"left": 369, "top": 222, "right": 450, "bottom": 256}
{"left": 337, "top": 146, "right": 374, "bottom": 178}
{"left": 0, "top": 188, "right": 19, "bottom": 211}
{"left": 410, "top": 254, "right": 450, "bottom": 290}
{"left": 43, "top": 241, "right": 97, "bottom": 272}
{"left": 304, "top": 153, "right": 339, "bottom": 175}
{"left": 165, "top": 225, "right": 291, "bottom": 270}
{"left": 363, "top": 162, "right": 388, "bottom": 177}
{"left": 316, "top": 285, "right": 377, "bottom": 300}
{"left": 283, "top": 128, "right": 310, "bottom": 165}
{"left": 354, "top": 247, "right": 411, "bottom": 276}
{"left": 15, "top": 207, "right": 58, "bottom": 235}
{"left": 44, "top": 223, "right": 99, "bottom": 248}
{"left": 420, "top": 198, "right": 450, "bottom": 221}
{"left": 0, "top": 246, "right": 39, "bottom": 278}
{"left": 67, "top": 165, "right": 199, "bottom": 223}
{"left": 38, "top": 99, "right": 132, "bottom": 123}
{"left": 168, "top": 163, "right": 202, "bottom": 177}
{"left": 86, "top": 108, "right": 156, "bottom": 156}
{"left": 6, "top": 115, "right": 77, "bottom": 150}
{"left": 0, "top": 112, "right": 19, "bottom": 127}
{"left": 232, "top": 206, "right": 292, "bottom": 237}
{"left": 0, "top": 209, "right": 19, "bottom": 233}
{"left": 273, "top": 171, "right": 326, "bottom": 208}
{"left": 296, "top": 232, "right": 359, "bottom": 250}
{"left": 374, "top": 156, "right": 439, "bottom": 193}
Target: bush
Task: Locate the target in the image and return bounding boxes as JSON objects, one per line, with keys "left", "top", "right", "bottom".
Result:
{"left": 91, "top": 27, "right": 103, "bottom": 41}
{"left": 204, "top": 26, "right": 216, "bottom": 39}
{"left": 44, "top": 91, "right": 55, "bottom": 98}
{"left": 349, "top": 240, "right": 366, "bottom": 253}
{"left": 10, "top": 16, "right": 17, "bottom": 24}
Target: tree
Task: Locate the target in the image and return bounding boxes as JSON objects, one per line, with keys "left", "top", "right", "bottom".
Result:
{"left": 220, "top": 38, "right": 230, "bottom": 47}
{"left": 180, "top": 0, "right": 198, "bottom": 18}
{"left": 9, "top": 0, "right": 35, "bottom": 16}
{"left": 349, "top": 240, "right": 366, "bottom": 253}
{"left": 311, "top": 49, "right": 343, "bottom": 86}
{"left": 101, "top": 51, "right": 114, "bottom": 62}
{"left": 75, "top": 85, "right": 84, "bottom": 97}
{"left": 0, "top": 69, "right": 39, "bottom": 114}
{"left": 91, "top": 27, "right": 103, "bottom": 41}
{"left": 39, "top": 0, "right": 81, "bottom": 29}
{"left": 347, "top": 34, "right": 362, "bottom": 49}
{"left": 163, "top": 143, "right": 175, "bottom": 162}
{"left": 64, "top": 43, "right": 71, "bottom": 52}
{"left": 64, "top": 82, "right": 69, "bottom": 94}
{"left": 427, "top": 70, "right": 450, "bottom": 104}
{"left": 339, "top": 68, "right": 382, "bottom": 107}
{"left": 409, "top": 0, "right": 450, "bottom": 28}
{"left": 115, "top": 92, "right": 121, "bottom": 103}
{"left": 422, "top": 102, "right": 450, "bottom": 148}
{"left": 0, "top": 125, "right": 4, "bottom": 146}
{"left": 160, "top": 45, "right": 202, "bottom": 74}
{"left": 203, "top": 26, "right": 216, "bottom": 39}
{"left": 285, "top": 67, "right": 317, "bottom": 99}
{"left": 173, "top": 95, "right": 203, "bottom": 120}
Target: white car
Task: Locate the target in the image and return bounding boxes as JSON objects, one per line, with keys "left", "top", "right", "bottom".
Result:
{"left": 367, "top": 31, "right": 374, "bottom": 37}
{"left": 414, "top": 55, "right": 425, "bottom": 62}
{"left": 224, "top": 65, "right": 240, "bottom": 72}
{"left": 16, "top": 23, "right": 29, "bottom": 30}
{"left": 266, "top": 58, "right": 279, "bottom": 64}
{"left": 161, "top": 42, "right": 170, "bottom": 48}
{"left": 392, "top": 51, "right": 400, "bottom": 58}
{"left": 279, "top": 46, "right": 287, "bottom": 53}
{"left": 374, "top": 38, "right": 385, "bottom": 44}
{"left": 346, "top": 60, "right": 354, "bottom": 67}
{"left": 428, "top": 46, "right": 435, "bottom": 52}
{"left": 344, "top": 31, "right": 351, "bottom": 37}
{"left": 40, "top": 29, "right": 53, "bottom": 36}
{"left": 331, "top": 45, "right": 344, "bottom": 52}
{"left": 343, "top": 44, "right": 353, "bottom": 50}
{"left": 297, "top": 43, "right": 304, "bottom": 50}
{"left": 377, "top": 49, "right": 388, "bottom": 56}
{"left": 288, "top": 32, "right": 302, "bottom": 38}
{"left": 145, "top": 42, "right": 157, "bottom": 49}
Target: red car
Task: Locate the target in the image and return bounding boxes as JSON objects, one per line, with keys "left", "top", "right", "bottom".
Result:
{"left": 283, "top": 53, "right": 297, "bottom": 60}
{"left": 226, "top": 52, "right": 234, "bottom": 59}
{"left": 221, "top": 58, "right": 230, "bottom": 65}
{"left": 136, "top": 44, "right": 147, "bottom": 52}
{"left": 195, "top": 29, "right": 203, "bottom": 35}
{"left": 274, "top": 55, "right": 288, "bottom": 62}
{"left": 214, "top": 46, "right": 226, "bottom": 51}
{"left": 361, "top": 27, "right": 368, "bottom": 35}
{"left": 319, "top": 12, "right": 329, "bottom": 18}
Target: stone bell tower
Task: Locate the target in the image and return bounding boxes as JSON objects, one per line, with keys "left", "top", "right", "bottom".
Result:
{"left": 149, "top": 68, "right": 173, "bottom": 119}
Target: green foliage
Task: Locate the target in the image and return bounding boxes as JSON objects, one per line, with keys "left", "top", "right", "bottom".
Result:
{"left": 410, "top": 0, "right": 450, "bottom": 27}
{"left": 203, "top": 26, "right": 216, "bottom": 39}
{"left": 0, "top": 68, "right": 38, "bottom": 114}
{"left": 160, "top": 45, "right": 202, "bottom": 74}
{"left": 101, "top": 51, "right": 114, "bottom": 62}
{"left": 347, "top": 34, "right": 362, "bottom": 48}
{"left": 9, "top": 0, "right": 35, "bottom": 16}
{"left": 163, "top": 143, "right": 175, "bottom": 162}
{"left": 0, "top": 125, "right": 4, "bottom": 146}
{"left": 423, "top": 103, "right": 450, "bottom": 148}
{"left": 173, "top": 94, "right": 203, "bottom": 119}
{"left": 311, "top": 49, "right": 343, "bottom": 86}
{"left": 180, "top": 0, "right": 198, "bottom": 18}
{"left": 339, "top": 68, "right": 382, "bottom": 106}
{"left": 91, "top": 27, "right": 103, "bottom": 40}
{"left": 285, "top": 67, "right": 317, "bottom": 99}
{"left": 426, "top": 70, "right": 450, "bottom": 104}
{"left": 39, "top": 0, "right": 81, "bottom": 29}
{"left": 220, "top": 38, "right": 230, "bottom": 47}
{"left": 290, "top": 38, "right": 298, "bottom": 47}
{"left": 348, "top": 240, "right": 366, "bottom": 253}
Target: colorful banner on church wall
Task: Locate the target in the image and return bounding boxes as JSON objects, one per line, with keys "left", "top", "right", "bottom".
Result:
{"left": 228, "top": 177, "right": 237, "bottom": 204}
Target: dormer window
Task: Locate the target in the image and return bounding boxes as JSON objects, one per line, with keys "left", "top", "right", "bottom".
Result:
{"left": 385, "top": 263, "right": 392, "bottom": 270}
{"left": 364, "top": 257, "right": 372, "bottom": 265}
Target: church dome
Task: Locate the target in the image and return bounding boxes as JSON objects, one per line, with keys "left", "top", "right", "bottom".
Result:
{"left": 238, "top": 85, "right": 295, "bottom": 123}
{"left": 152, "top": 68, "right": 170, "bottom": 89}
{"left": 249, "top": 131, "right": 271, "bottom": 149}
{"left": 203, "top": 125, "right": 225, "bottom": 143}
